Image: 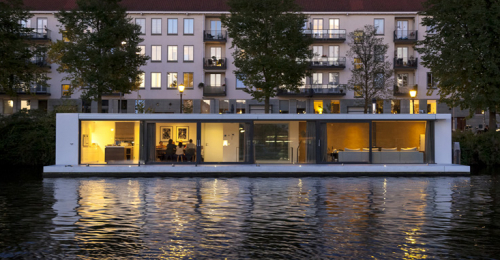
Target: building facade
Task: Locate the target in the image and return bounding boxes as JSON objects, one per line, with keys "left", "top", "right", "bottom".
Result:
{"left": 1, "top": 0, "right": 494, "bottom": 131}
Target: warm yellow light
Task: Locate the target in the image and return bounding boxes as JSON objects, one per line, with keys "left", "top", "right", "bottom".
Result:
{"left": 121, "top": 41, "right": 126, "bottom": 45}
{"left": 318, "top": 107, "right": 323, "bottom": 114}
{"left": 178, "top": 84, "right": 185, "bottom": 93}
{"left": 409, "top": 90, "right": 417, "bottom": 98}
{"left": 110, "top": 128, "right": 114, "bottom": 131}
{"left": 223, "top": 140, "right": 228, "bottom": 146}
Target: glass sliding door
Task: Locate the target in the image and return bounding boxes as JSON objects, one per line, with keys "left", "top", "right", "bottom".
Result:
{"left": 319, "top": 122, "right": 370, "bottom": 163}
{"left": 201, "top": 122, "right": 251, "bottom": 163}
{"left": 144, "top": 122, "right": 199, "bottom": 163}
{"left": 254, "top": 121, "right": 316, "bottom": 164}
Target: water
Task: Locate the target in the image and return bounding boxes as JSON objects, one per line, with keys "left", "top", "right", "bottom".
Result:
{"left": 1, "top": 175, "right": 500, "bottom": 259}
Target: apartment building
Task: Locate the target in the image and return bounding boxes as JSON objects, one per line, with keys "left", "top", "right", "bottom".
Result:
{"left": 0, "top": 0, "right": 489, "bottom": 130}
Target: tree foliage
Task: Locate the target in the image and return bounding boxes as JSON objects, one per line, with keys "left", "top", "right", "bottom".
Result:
{"left": 347, "top": 25, "right": 394, "bottom": 113}
{"left": 416, "top": 0, "right": 500, "bottom": 129}
{"left": 0, "top": 0, "right": 49, "bottom": 96}
{"left": 221, "top": 0, "right": 313, "bottom": 113}
{"left": 48, "top": 0, "right": 149, "bottom": 112}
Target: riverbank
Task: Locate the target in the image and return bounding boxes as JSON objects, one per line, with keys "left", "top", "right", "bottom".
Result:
{"left": 453, "top": 131, "right": 500, "bottom": 166}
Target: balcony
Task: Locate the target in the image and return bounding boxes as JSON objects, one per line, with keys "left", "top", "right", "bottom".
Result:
{"left": 32, "top": 55, "right": 51, "bottom": 69}
{"left": 203, "top": 30, "right": 227, "bottom": 42}
{"left": 277, "top": 84, "right": 347, "bottom": 96}
{"left": 203, "top": 57, "right": 227, "bottom": 70}
{"left": 393, "top": 84, "right": 417, "bottom": 96}
{"left": 203, "top": 85, "right": 226, "bottom": 96}
{"left": 303, "top": 29, "right": 346, "bottom": 42}
{"left": 21, "top": 28, "right": 51, "bottom": 41}
{"left": 394, "top": 57, "right": 418, "bottom": 70}
{"left": 309, "top": 57, "right": 346, "bottom": 69}
{"left": 394, "top": 30, "right": 418, "bottom": 43}
{"left": 0, "top": 84, "right": 50, "bottom": 95}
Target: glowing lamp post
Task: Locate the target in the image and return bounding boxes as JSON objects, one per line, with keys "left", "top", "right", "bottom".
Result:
{"left": 178, "top": 84, "right": 185, "bottom": 114}
{"left": 409, "top": 89, "right": 417, "bottom": 114}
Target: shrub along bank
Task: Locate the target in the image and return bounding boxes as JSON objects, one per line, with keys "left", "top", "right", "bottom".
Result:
{"left": 453, "top": 131, "right": 500, "bottom": 166}
{"left": 0, "top": 109, "right": 56, "bottom": 166}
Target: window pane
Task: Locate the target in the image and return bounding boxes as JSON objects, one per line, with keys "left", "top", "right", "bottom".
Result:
{"left": 139, "top": 73, "right": 145, "bottom": 88}
{"left": 201, "top": 100, "right": 211, "bottom": 114}
{"left": 81, "top": 121, "right": 141, "bottom": 165}
{"left": 151, "top": 73, "right": 161, "bottom": 88}
{"left": 210, "top": 74, "right": 221, "bottom": 86}
{"left": 62, "top": 84, "right": 70, "bottom": 96}
{"left": 152, "top": 18, "right": 161, "bottom": 34}
{"left": 137, "top": 46, "right": 145, "bottom": 56}
{"left": 152, "top": 46, "right": 161, "bottom": 61}
{"left": 374, "top": 19, "right": 384, "bottom": 34}
{"left": 167, "top": 72, "right": 177, "bottom": 88}
{"left": 184, "top": 46, "right": 193, "bottom": 61}
{"left": 136, "top": 18, "right": 145, "bottom": 34}
{"left": 321, "top": 122, "right": 370, "bottom": 163}
{"left": 184, "top": 18, "right": 194, "bottom": 34}
{"left": 201, "top": 122, "right": 250, "bottom": 162}
{"left": 372, "top": 121, "right": 426, "bottom": 163}
{"left": 236, "top": 77, "right": 246, "bottom": 89}
{"left": 3, "top": 100, "right": 14, "bottom": 114}
{"left": 168, "top": 19, "right": 177, "bottom": 34}
{"left": 183, "top": 73, "right": 193, "bottom": 88}
{"left": 168, "top": 46, "right": 177, "bottom": 61}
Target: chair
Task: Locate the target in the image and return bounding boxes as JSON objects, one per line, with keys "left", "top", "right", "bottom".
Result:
{"left": 186, "top": 148, "right": 196, "bottom": 161}
{"left": 164, "top": 150, "right": 175, "bottom": 161}
{"left": 207, "top": 59, "right": 213, "bottom": 66}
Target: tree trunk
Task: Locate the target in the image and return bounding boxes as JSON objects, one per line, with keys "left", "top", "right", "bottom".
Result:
{"left": 97, "top": 94, "right": 102, "bottom": 113}
{"left": 489, "top": 109, "right": 496, "bottom": 131}
{"left": 364, "top": 99, "right": 369, "bottom": 114}
{"left": 264, "top": 96, "right": 270, "bottom": 114}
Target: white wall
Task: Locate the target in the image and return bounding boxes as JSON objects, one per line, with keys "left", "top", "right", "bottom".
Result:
{"left": 56, "top": 113, "right": 79, "bottom": 165}
{"left": 434, "top": 116, "right": 452, "bottom": 164}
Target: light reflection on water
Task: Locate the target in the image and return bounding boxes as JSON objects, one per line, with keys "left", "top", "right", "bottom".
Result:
{"left": 1, "top": 176, "right": 500, "bottom": 259}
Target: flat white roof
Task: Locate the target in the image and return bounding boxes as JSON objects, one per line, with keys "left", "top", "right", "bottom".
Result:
{"left": 75, "top": 113, "right": 450, "bottom": 121}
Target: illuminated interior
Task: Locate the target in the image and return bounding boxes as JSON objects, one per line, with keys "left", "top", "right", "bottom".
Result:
{"left": 81, "top": 121, "right": 140, "bottom": 164}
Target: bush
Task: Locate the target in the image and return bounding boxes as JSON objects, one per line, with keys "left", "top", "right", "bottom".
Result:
{"left": 0, "top": 109, "right": 56, "bottom": 166}
{"left": 453, "top": 131, "right": 500, "bottom": 166}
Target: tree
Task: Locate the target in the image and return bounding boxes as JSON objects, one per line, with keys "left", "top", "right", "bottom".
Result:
{"left": 221, "top": 0, "right": 313, "bottom": 114}
{"left": 48, "top": 0, "right": 149, "bottom": 112}
{"left": 347, "top": 25, "right": 394, "bottom": 114}
{"left": 0, "top": 0, "right": 49, "bottom": 97}
{"left": 416, "top": 0, "right": 500, "bottom": 130}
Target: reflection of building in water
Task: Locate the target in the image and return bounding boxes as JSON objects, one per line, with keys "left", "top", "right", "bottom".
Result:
{"left": 74, "top": 179, "right": 146, "bottom": 257}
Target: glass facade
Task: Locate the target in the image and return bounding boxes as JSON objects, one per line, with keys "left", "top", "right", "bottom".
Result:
{"left": 79, "top": 119, "right": 433, "bottom": 165}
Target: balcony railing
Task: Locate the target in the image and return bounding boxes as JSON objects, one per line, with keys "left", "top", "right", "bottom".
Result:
{"left": 31, "top": 55, "right": 50, "bottom": 68}
{"left": 278, "top": 84, "right": 347, "bottom": 96}
{"left": 394, "top": 57, "right": 418, "bottom": 69}
{"left": 309, "top": 57, "right": 346, "bottom": 69}
{"left": 303, "top": 29, "right": 346, "bottom": 41}
{"left": 203, "top": 57, "right": 227, "bottom": 70}
{"left": 21, "top": 28, "right": 51, "bottom": 40}
{"left": 394, "top": 30, "right": 418, "bottom": 42}
{"left": 394, "top": 84, "right": 417, "bottom": 96}
{"left": 203, "top": 85, "right": 226, "bottom": 96}
{"left": 203, "top": 30, "right": 227, "bottom": 42}
{"left": 0, "top": 84, "right": 50, "bottom": 95}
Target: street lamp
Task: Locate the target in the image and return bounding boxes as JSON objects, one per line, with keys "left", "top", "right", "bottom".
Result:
{"left": 178, "top": 84, "right": 185, "bottom": 114}
{"left": 409, "top": 89, "right": 417, "bottom": 114}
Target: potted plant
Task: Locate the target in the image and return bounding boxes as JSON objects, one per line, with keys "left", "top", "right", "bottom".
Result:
{"left": 198, "top": 82, "right": 204, "bottom": 88}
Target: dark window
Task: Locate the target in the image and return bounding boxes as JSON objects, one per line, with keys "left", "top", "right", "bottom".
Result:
{"left": 374, "top": 73, "right": 384, "bottom": 89}
{"left": 374, "top": 45, "right": 384, "bottom": 62}
{"left": 82, "top": 99, "right": 91, "bottom": 113}
{"left": 427, "top": 72, "right": 436, "bottom": 89}
{"left": 101, "top": 100, "right": 109, "bottom": 113}
{"left": 120, "top": 100, "right": 127, "bottom": 113}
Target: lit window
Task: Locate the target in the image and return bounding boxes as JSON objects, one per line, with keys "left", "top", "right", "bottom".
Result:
{"left": 168, "top": 19, "right": 177, "bottom": 34}
{"left": 139, "top": 73, "right": 145, "bottom": 88}
{"left": 183, "top": 46, "right": 193, "bottom": 61}
{"left": 354, "top": 85, "right": 362, "bottom": 98}
{"left": 151, "top": 46, "right": 161, "bottom": 61}
{"left": 151, "top": 72, "right": 161, "bottom": 88}
{"left": 210, "top": 74, "right": 222, "bottom": 86}
{"left": 21, "top": 100, "right": 30, "bottom": 110}
{"left": 137, "top": 46, "right": 145, "bottom": 56}
{"left": 167, "top": 72, "right": 177, "bottom": 88}
{"left": 151, "top": 18, "right": 161, "bottom": 34}
{"left": 427, "top": 100, "right": 437, "bottom": 114}
{"left": 354, "top": 58, "right": 362, "bottom": 69}
{"left": 183, "top": 72, "right": 193, "bottom": 88}
{"left": 168, "top": 46, "right": 177, "bottom": 61}
{"left": 354, "top": 30, "right": 363, "bottom": 43}
{"left": 62, "top": 84, "right": 70, "bottom": 97}
{"left": 184, "top": 18, "right": 194, "bottom": 34}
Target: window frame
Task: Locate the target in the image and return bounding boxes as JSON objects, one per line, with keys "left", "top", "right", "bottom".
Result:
{"left": 135, "top": 18, "right": 146, "bottom": 35}
{"left": 167, "top": 45, "right": 178, "bottom": 62}
{"left": 167, "top": 18, "right": 178, "bottom": 35}
{"left": 150, "top": 72, "right": 162, "bottom": 89}
{"left": 183, "top": 18, "right": 194, "bottom": 35}
{"left": 374, "top": 18, "right": 384, "bottom": 35}
{"left": 183, "top": 45, "right": 194, "bottom": 62}
{"left": 151, "top": 18, "right": 162, "bottom": 35}
{"left": 151, "top": 45, "right": 162, "bottom": 62}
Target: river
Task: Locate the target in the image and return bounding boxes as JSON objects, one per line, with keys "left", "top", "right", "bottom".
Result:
{"left": 1, "top": 174, "right": 499, "bottom": 259}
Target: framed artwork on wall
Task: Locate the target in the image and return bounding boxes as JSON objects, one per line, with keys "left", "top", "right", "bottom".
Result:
{"left": 160, "top": 126, "right": 173, "bottom": 142}
{"left": 176, "top": 126, "right": 189, "bottom": 142}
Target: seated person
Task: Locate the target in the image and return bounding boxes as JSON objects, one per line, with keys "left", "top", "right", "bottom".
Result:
{"left": 157, "top": 141, "right": 166, "bottom": 149}
{"left": 164, "top": 140, "right": 177, "bottom": 161}
{"left": 186, "top": 139, "right": 196, "bottom": 161}
{"left": 176, "top": 142, "right": 185, "bottom": 162}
